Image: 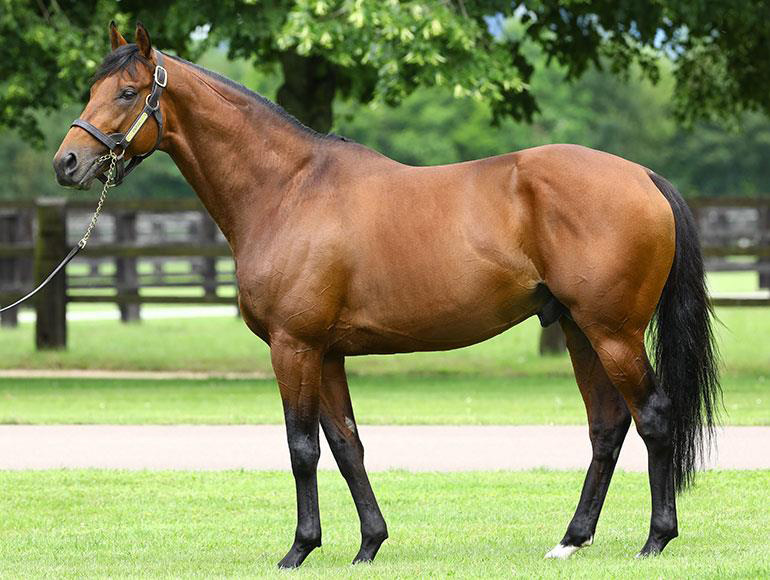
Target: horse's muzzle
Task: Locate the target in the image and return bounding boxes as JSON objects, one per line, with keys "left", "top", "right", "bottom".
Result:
{"left": 53, "top": 149, "right": 103, "bottom": 189}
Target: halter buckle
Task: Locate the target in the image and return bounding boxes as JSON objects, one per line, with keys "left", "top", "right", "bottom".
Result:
{"left": 154, "top": 65, "right": 168, "bottom": 88}
{"left": 145, "top": 93, "right": 159, "bottom": 112}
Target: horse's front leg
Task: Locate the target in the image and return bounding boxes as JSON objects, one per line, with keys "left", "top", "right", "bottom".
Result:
{"left": 271, "top": 334, "right": 324, "bottom": 569}
{"left": 320, "top": 355, "right": 388, "bottom": 563}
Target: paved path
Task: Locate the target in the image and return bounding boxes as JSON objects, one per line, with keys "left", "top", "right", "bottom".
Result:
{"left": 1, "top": 425, "right": 768, "bottom": 471}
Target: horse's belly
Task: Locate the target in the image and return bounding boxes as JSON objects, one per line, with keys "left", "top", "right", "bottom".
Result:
{"left": 331, "top": 280, "right": 547, "bottom": 355}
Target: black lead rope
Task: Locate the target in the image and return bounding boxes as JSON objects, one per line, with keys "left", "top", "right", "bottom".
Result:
{"left": 0, "top": 52, "right": 168, "bottom": 314}
{"left": 0, "top": 246, "right": 82, "bottom": 314}
{"left": 0, "top": 152, "right": 117, "bottom": 314}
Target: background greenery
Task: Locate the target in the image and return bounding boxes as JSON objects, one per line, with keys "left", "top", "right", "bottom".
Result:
{"left": 2, "top": 46, "right": 769, "bottom": 200}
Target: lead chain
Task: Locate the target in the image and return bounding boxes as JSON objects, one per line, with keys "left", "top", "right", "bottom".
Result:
{"left": 78, "top": 152, "right": 118, "bottom": 249}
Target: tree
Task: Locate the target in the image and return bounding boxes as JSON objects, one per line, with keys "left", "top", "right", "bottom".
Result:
{"left": 3, "top": 0, "right": 770, "bottom": 141}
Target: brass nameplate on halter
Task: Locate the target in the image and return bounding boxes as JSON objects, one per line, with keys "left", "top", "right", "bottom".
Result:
{"left": 125, "top": 112, "right": 149, "bottom": 142}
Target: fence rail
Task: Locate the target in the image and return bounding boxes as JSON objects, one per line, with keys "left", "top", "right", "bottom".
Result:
{"left": 1, "top": 196, "right": 769, "bottom": 350}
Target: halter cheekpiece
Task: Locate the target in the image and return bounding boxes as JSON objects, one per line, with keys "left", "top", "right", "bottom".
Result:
{"left": 70, "top": 50, "right": 167, "bottom": 186}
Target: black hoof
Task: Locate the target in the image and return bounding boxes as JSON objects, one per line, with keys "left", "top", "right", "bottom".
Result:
{"left": 277, "top": 540, "right": 320, "bottom": 569}
{"left": 351, "top": 533, "right": 387, "bottom": 565}
{"left": 636, "top": 546, "right": 660, "bottom": 558}
{"left": 636, "top": 533, "right": 675, "bottom": 558}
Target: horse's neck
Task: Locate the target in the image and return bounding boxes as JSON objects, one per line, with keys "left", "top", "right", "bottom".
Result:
{"left": 160, "top": 58, "right": 323, "bottom": 249}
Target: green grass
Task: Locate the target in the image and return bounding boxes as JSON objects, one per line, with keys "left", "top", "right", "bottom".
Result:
{"left": 707, "top": 268, "right": 761, "bottom": 294}
{"left": 0, "top": 470, "right": 766, "bottom": 578}
{"left": 1, "top": 308, "right": 768, "bottom": 377}
{"left": 0, "top": 373, "right": 766, "bottom": 425}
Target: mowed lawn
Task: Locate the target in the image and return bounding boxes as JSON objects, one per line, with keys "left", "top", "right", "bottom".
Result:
{"left": 0, "top": 373, "right": 767, "bottom": 425}
{"left": 0, "top": 469, "right": 767, "bottom": 578}
{"left": 0, "top": 305, "right": 768, "bottom": 425}
{"left": 0, "top": 305, "right": 768, "bottom": 377}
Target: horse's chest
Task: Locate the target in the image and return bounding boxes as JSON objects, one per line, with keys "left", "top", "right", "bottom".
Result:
{"left": 235, "top": 258, "right": 346, "bottom": 342}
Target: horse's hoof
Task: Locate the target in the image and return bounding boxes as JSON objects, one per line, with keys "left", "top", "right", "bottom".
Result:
{"left": 277, "top": 554, "right": 303, "bottom": 569}
{"left": 351, "top": 532, "right": 387, "bottom": 565}
{"left": 636, "top": 532, "right": 675, "bottom": 558}
{"left": 352, "top": 556, "right": 374, "bottom": 565}
{"left": 277, "top": 545, "right": 316, "bottom": 569}
{"left": 545, "top": 535, "right": 592, "bottom": 559}
{"left": 635, "top": 545, "right": 662, "bottom": 559}
{"left": 544, "top": 544, "right": 580, "bottom": 559}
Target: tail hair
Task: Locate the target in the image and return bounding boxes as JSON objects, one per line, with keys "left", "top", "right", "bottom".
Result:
{"left": 648, "top": 172, "right": 722, "bottom": 492}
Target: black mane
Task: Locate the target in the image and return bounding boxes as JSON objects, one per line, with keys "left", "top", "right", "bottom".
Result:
{"left": 92, "top": 44, "right": 351, "bottom": 143}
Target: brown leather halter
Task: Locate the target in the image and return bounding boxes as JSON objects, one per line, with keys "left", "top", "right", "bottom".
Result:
{"left": 70, "top": 50, "right": 167, "bottom": 185}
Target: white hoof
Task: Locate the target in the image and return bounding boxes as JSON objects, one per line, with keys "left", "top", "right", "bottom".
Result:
{"left": 545, "top": 544, "right": 580, "bottom": 559}
{"left": 544, "top": 536, "right": 593, "bottom": 560}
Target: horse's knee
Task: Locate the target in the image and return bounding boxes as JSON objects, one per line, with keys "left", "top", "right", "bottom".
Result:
{"left": 288, "top": 436, "right": 320, "bottom": 476}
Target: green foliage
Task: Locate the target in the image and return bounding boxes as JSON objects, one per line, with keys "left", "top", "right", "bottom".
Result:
{"left": 2, "top": 3, "right": 770, "bottom": 198}
{"left": 0, "top": 0, "right": 114, "bottom": 145}
{"left": 4, "top": 0, "right": 770, "bottom": 140}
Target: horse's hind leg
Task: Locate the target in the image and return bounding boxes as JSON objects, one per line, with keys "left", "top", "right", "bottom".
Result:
{"left": 319, "top": 355, "right": 388, "bottom": 563}
{"left": 586, "top": 326, "right": 678, "bottom": 557}
{"left": 545, "top": 317, "right": 631, "bottom": 559}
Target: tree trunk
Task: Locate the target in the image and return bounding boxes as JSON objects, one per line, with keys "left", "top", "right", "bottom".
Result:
{"left": 276, "top": 52, "right": 336, "bottom": 133}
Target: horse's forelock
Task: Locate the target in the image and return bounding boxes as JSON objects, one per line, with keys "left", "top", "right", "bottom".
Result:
{"left": 92, "top": 43, "right": 151, "bottom": 83}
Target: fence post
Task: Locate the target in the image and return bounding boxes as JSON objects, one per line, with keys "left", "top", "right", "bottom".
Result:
{"left": 35, "top": 198, "right": 68, "bottom": 349}
{"left": 201, "top": 213, "right": 219, "bottom": 298}
{"left": 116, "top": 211, "right": 140, "bottom": 322}
{"left": 539, "top": 324, "right": 566, "bottom": 355}
{"left": 19, "top": 209, "right": 34, "bottom": 297}
{"left": 0, "top": 211, "right": 20, "bottom": 327}
{"left": 760, "top": 205, "right": 770, "bottom": 290}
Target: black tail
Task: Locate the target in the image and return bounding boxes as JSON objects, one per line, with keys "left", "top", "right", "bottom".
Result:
{"left": 648, "top": 172, "right": 721, "bottom": 492}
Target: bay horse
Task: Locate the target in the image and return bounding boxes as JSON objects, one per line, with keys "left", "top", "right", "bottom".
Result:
{"left": 53, "top": 23, "right": 720, "bottom": 568}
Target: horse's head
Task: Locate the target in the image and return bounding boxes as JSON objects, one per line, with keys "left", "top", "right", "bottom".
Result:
{"left": 53, "top": 22, "right": 166, "bottom": 189}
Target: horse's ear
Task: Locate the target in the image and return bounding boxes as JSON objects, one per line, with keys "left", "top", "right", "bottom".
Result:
{"left": 135, "top": 21, "right": 153, "bottom": 59}
{"left": 109, "top": 21, "right": 127, "bottom": 51}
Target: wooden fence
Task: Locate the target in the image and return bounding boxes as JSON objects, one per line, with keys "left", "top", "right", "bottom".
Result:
{"left": 0, "top": 197, "right": 769, "bottom": 350}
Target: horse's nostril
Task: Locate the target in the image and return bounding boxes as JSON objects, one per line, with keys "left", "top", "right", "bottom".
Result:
{"left": 63, "top": 152, "right": 78, "bottom": 175}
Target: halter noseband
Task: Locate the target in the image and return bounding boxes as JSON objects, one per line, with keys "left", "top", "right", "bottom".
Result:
{"left": 71, "top": 50, "right": 167, "bottom": 186}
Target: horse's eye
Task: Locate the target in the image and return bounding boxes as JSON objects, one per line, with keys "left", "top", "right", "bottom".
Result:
{"left": 119, "top": 89, "right": 137, "bottom": 101}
